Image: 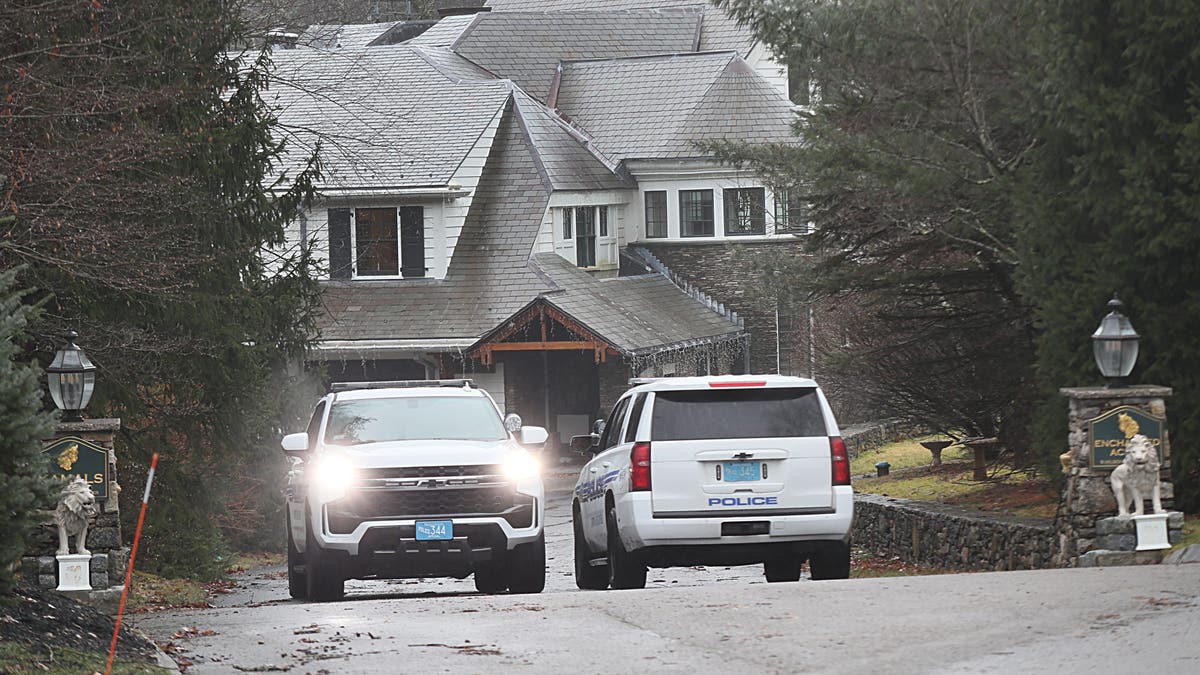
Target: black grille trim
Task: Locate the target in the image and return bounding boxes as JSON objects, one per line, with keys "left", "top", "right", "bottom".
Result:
{"left": 360, "top": 464, "right": 502, "bottom": 480}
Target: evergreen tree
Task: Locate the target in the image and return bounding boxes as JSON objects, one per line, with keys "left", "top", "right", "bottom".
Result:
{"left": 0, "top": 265, "right": 56, "bottom": 595}
{"left": 1019, "top": 1, "right": 1200, "bottom": 507}
{"left": 711, "top": 0, "right": 1041, "bottom": 446}
{"left": 1, "top": 1, "right": 323, "bottom": 576}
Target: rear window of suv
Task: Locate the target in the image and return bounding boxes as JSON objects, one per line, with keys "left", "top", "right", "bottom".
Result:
{"left": 650, "top": 387, "right": 827, "bottom": 441}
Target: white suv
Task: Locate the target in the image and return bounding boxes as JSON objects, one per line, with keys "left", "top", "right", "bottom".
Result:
{"left": 572, "top": 375, "right": 853, "bottom": 590}
{"left": 281, "top": 380, "right": 548, "bottom": 601}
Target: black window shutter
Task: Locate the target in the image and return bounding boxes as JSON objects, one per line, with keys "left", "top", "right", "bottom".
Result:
{"left": 399, "top": 205, "right": 425, "bottom": 278}
{"left": 328, "top": 208, "right": 352, "bottom": 279}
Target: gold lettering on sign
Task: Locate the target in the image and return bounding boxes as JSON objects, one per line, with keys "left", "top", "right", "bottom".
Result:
{"left": 57, "top": 443, "right": 79, "bottom": 470}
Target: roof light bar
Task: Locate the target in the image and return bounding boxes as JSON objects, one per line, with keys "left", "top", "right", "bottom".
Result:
{"left": 330, "top": 379, "right": 475, "bottom": 392}
{"left": 708, "top": 381, "right": 767, "bottom": 388}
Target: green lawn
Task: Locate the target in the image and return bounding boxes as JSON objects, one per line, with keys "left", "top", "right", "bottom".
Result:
{"left": 0, "top": 643, "right": 168, "bottom": 674}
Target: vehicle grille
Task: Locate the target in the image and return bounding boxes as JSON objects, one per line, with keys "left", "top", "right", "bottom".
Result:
{"left": 360, "top": 465, "right": 502, "bottom": 480}
{"left": 327, "top": 485, "right": 518, "bottom": 533}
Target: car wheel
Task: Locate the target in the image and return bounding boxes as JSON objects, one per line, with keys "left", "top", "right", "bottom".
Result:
{"left": 506, "top": 533, "right": 546, "bottom": 594}
{"left": 808, "top": 541, "right": 851, "bottom": 580}
{"left": 605, "top": 503, "right": 646, "bottom": 590}
{"left": 574, "top": 507, "right": 608, "bottom": 590}
{"left": 763, "top": 557, "right": 803, "bottom": 583}
{"left": 474, "top": 559, "right": 508, "bottom": 594}
{"left": 304, "top": 509, "right": 345, "bottom": 602}
{"left": 287, "top": 511, "right": 308, "bottom": 600}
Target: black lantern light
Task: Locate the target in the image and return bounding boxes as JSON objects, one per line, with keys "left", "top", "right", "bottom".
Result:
{"left": 1091, "top": 294, "right": 1139, "bottom": 388}
{"left": 47, "top": 330, "right": 97, "bottom": 422}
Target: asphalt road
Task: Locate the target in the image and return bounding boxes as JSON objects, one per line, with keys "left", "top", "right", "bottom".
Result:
{"left": 130, "top": 474, "right": 1200, "bottom": 674}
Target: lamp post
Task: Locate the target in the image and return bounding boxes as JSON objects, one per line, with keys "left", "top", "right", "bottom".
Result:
{"left": 47, "top": 330, "right": 96, "bottom": 422}
{"left": 1091, "top": 294, "right": 1139, "bottom": 388}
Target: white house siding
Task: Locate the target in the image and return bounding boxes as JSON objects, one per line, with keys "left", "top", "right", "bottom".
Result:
{"left": 747, "top": 42, "right": 789, "bottom": 101}
{"left": 455, "top": 363, "right": 506, "bottom": 412}
{"left": 446, "top": 105, "right": 506, "bottom": 268}
{"left": 541, "top": 189, "right": 634, "bottom": 269}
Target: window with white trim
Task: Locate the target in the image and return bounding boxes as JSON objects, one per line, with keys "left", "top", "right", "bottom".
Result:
{"left": 723, "top": 187, "right": 765, "bottom": 235}
{"left": 679, "top": 189, "right": 714, "bottom": 237}
{"left": 327, "top": 206, "right": 425, "bottom": 279}
{"left": 644, "top": 191, "right": 667, "bottom": 238}
{"left": 774, "top": 190, "right": 808, "bottom": 233}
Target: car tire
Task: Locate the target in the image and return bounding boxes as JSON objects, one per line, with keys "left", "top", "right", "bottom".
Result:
{"left": 763, "top": 557, "right": 803, "bottom": 582}
{"left": 474, "top": 559, "right": 508, "bottom": 594}
{"left": 605, "top": 503, "right": 646, "bottom": 590}
{"left": 574, "top": 508, "right": 608, "bottom": 590}
{"left": 506, "top": 533, "right": 546, "bottom": 594}
{"left": 304, "top": 509, "right": 345, "bottom": 602}
{"left": 808, "top": 541, "right": 851, "bottom": 580}
{"left": 287, "top": 511, "right": 308, "bottom": 600}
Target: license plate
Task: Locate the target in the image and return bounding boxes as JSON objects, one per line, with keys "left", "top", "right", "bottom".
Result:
{"left": 415, "top": 520, "right": 453, "bottom": 541}
{"left": 721, "top": 461, "right": 760, "bottom": 482}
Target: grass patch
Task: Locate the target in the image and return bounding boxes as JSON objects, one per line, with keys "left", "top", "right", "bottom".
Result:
{"left": 0, "top": 642, "right": 168, "bottom": 674}
{"left": 850, "top": 435, "right": 972, "bottom": 475}
{"left": 852, "top": 437, "right": 1059, "bottom": 519}
{"left": 128, "top": 570, "right": 208, "bottom": 612}
{"left": 1173, "top": 514, "right": 1200, "bottom": 551}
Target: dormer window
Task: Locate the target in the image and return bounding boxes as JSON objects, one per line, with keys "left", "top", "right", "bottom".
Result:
{"left": 327, "top": 206, "right": 426, "bottom": 279}
{"left": 557, "top": 205, "right": 616, "bottom": 269}
{"left": 679, "top": 189, "right": 714, "bottom": 237}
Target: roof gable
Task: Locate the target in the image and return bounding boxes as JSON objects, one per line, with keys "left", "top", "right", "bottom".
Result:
{"left": 266, "top": 46, "right": 512, "bottom": 191}
{"left": 450, "top": 10, "right": 702, "bottom": 100}
{"left": 554, "top": 52, "right": 793, "bottom": 161}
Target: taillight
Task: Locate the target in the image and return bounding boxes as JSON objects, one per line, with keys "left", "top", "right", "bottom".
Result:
{"left": 631, "top": 442, "right": 651, "bottom": 491}
{"left": 830, "top": 437, "right": 851, "bottom": 486}
{"left": 709, "top": 381, "right": 767, "bottom": 388}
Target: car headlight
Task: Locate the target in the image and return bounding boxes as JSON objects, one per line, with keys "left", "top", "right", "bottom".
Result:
{"left": 310, "top": 455, "right": 356, "bottom": 500}
{"left": 502, "top": 450, "right": 540, "bottom": 481}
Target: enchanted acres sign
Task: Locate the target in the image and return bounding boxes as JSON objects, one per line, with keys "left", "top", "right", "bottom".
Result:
{"left": 1087, "top": 406, "right": 1165, "bottom": 469}
{"left": 42, "top": 436, "right": 110, "bottom": 499}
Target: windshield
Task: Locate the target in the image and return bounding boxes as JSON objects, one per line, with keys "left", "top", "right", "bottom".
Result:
{"left": 651, "top": 388, "right": 827, "bottom": 441}
{"left": 324, "top": 396, "right": 507, "bottom": 444}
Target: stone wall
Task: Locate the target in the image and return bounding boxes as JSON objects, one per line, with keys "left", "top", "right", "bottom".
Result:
{"left": 23, "top": 419, "right": 129, "bottom": 608}
{"left": 842, "top": 420, "right": 926, "bottom": 457}
{"left": 854, "top": 494, "right": 1055, "bottom": 571}
{"left": 1054, "top": 386, "right": 1174, "bottom": 566}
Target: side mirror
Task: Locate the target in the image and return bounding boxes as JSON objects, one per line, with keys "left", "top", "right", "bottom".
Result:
{"left": 519, "top": 426, "right": 549, "bottom": 446}
{"left": 570, "top": 433, "right": 602, "bottom": 455}
{"left": 504, "top": 413, "right": 523, "bottom": 433}
{"left": 281, "top": 432, "right": 310, "bottom": 456}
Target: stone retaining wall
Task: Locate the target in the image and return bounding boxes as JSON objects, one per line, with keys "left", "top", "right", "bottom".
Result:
{"left": 843, "top": 421, "right": 925, "bottom": 457}
{"left": 854, "top": 493, "right": 1055, "bottom": 571}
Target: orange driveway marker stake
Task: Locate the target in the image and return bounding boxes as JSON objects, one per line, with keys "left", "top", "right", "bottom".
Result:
{"left": 106, "top": 452, "right": 158, "bottom": 675}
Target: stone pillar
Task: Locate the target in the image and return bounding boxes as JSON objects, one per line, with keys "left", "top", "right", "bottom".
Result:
{"left": 1053, "top": 387, "right": 1182, "bottom": 566}
{"left": 24, "top": 418, "right": 127, "bottom": 611}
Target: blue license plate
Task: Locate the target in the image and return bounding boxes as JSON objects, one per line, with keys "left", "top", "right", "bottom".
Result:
{"left": 415, "top": 520, "right": 453, "bottom": 541}
{"left": 722, "top": 461, "right": 760, "bottom": 482}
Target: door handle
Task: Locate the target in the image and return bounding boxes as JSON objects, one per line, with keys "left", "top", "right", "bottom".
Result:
{"left": 601, "top": 462, "right": 611, "bottom": 468}
{"left": 589, "top": 467, "right": 598, "bottom": 473}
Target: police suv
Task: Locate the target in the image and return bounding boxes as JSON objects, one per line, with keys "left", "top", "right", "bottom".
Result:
{"left": 281, "top": 380, "right": 548, "bottom": 601}
{"left": 572, "top": 375, "right": 853, "bottom": 590}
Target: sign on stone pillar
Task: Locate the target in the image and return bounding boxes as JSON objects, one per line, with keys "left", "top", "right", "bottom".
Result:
{"left": 24, "top": 418, "right": 127, "bottom": 611}
{"left": 1054, "top": 386, "right": 1182, "bottom": 567}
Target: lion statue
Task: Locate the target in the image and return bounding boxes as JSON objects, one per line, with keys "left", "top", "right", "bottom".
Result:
{"left": 1110, "top": 433, "right": 1163, "bottom": 517}
{"left": 54, "top": 476, "right": 98, "bottom": 556}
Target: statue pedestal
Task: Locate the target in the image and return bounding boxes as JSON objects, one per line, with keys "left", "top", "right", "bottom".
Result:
{"left": 55, "top": 554, "right": 92, "bottom": 592}
{"left": 1134, "top": 513, "right": 1170, "bottom": 551}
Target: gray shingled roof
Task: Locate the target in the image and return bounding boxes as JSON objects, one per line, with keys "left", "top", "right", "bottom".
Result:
{"left": 449, "top": 10, "right": 702, "bottom": 100}
{"left": 298, "top": 22, "right": 403, "bottom": 49}
{"left": 404, "top": 13, "right": 481, "bottom": 46}
{"left": 266, "top": 45, "right": 512, "bottom": 190}
{"left": 317, "top": 102, "right": 556, "bottom": 341}
{"left": 553, "top": 52, "right": 796, "bottom": 161}
{"left": 531, "top": 254, "right": 742, "bottom": 354}
{"left": 483, "top": 0, "right": 756, "bottom": 55}
{"left": 513, "top": 91, "right": 630, "bottom": 191}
